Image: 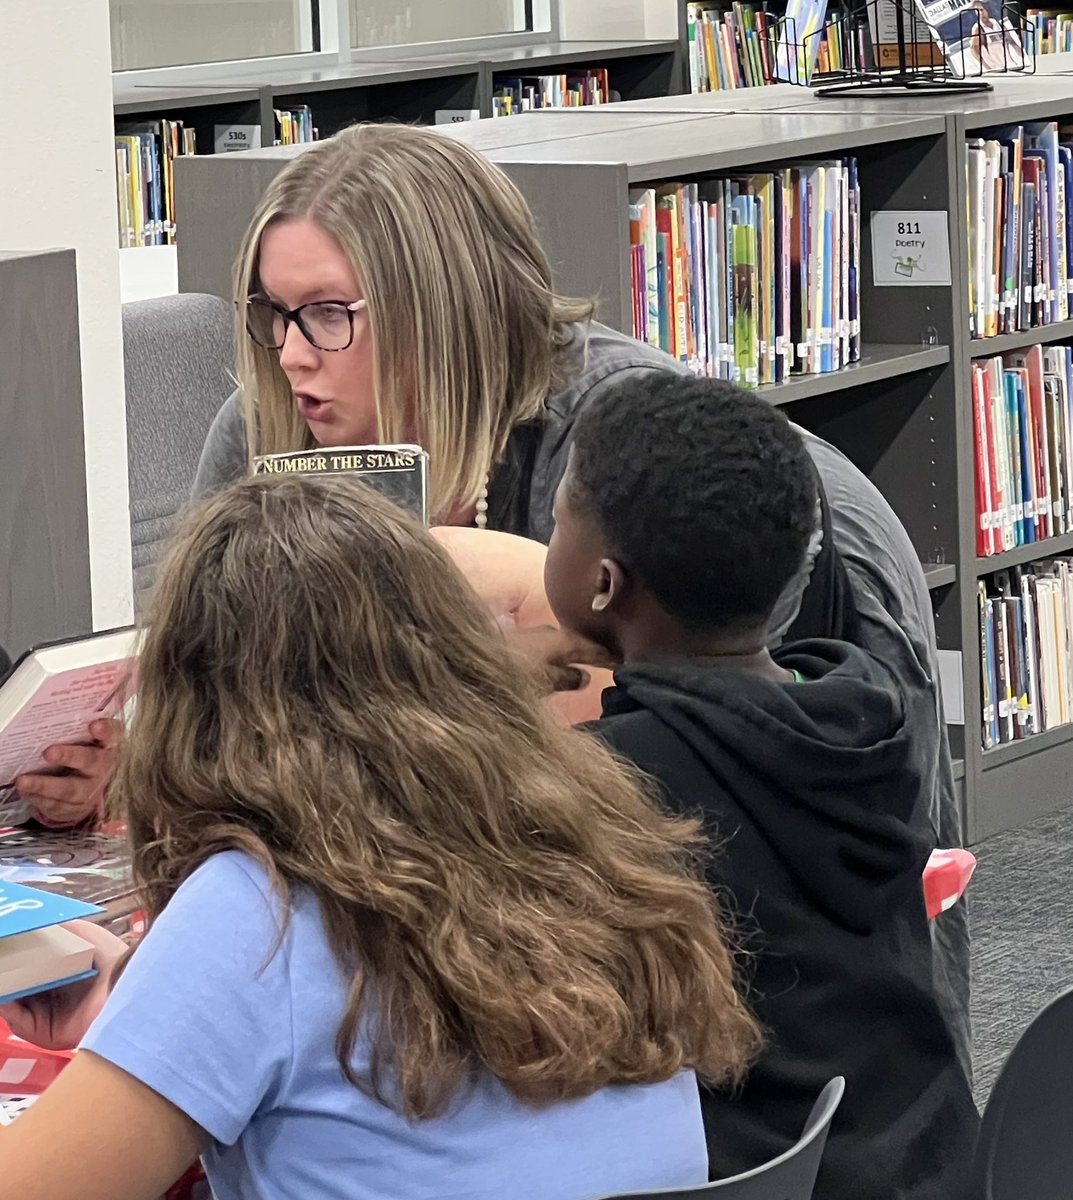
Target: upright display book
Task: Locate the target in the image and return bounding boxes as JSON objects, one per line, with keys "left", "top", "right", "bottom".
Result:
{"left": 0, "top": 628, "right": 139, "bottom": 814}
{"left": 252, "top": 444, "right": 429, "bottom": 524}
{"left": 0, "top": 879, "right": 104, "bottom": 1005}
{"left": 914, "top": 0, "right": 1025, "bottom": 76}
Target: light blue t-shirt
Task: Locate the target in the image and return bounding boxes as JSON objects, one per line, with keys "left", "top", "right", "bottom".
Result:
{"left": 82, "top": 851, "right": 709, "bottom": 1200}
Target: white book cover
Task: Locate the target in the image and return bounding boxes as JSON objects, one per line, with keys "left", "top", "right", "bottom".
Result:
{"left": 0, "top": 628, "right": 138, "bottom": 790}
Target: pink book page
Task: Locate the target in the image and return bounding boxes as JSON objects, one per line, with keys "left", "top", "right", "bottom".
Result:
{"left": 0, "top": 659, "right": 135, "bottom": 785}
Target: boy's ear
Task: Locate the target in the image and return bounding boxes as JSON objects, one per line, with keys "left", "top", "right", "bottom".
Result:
{"left": 591, "top": 558, "right": 628, "bottom": 614}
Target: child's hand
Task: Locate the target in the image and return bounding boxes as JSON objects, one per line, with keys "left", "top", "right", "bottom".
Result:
{"left": 14, "top": 719, "right": 122, "bottom": 828}
{"left": 0, "top": 920, "right": 130, "bottom": 1051}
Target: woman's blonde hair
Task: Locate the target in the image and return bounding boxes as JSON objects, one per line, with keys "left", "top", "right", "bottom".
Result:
{"left": 114, "top": 473, "right": 761, "bottom": 1119}
{"left": 233, "top": 123, "right": 595, "bottom": 519}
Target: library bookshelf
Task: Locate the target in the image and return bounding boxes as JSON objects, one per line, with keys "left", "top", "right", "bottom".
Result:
{"left": 112, "top": 40, "right": 685, "bottom": 256}
{"left": 173, "top": 75, "right": 1073, "bottom": 843}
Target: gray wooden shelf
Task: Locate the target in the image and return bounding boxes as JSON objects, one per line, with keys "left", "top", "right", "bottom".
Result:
{"left": 968, "top": 319, "right": 1073, "bottom": 358}
{"left": 113, "top": 38, "right": 685, "bottom": 127}
{"left": 113, "top": 82, "right": 263, "bottom": 115}
{"left": 976, "top": 531, "right": 1073, "bottom": 574}
{"left": 488, "top": 109, "right": 946, "bottom": 181}
{"left": 757, "top": 344, "right": 950, "bottom": 407}
{"left": 923, "top": 562, "right": 958, "bottom": 590}
{"left": 981, "top": 722, "right": 1073, "bottom": 770}
{"left": 482, "top": 40, "right": 681, "bottom": 70}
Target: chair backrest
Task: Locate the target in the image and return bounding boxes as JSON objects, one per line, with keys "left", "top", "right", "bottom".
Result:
{"left": 600, "top": 1076, "right": 845, "bottom": 1200}
{"left": 971, "top": 986, "right": 1073, "bottom": 1199}
{"left": 123, "top": 292, "right": 234, "bottom": 612}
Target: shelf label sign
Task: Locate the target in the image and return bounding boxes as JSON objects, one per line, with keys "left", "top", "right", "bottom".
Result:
{"left": 214, "top": 124, "right": 262, "bottom": 154}
{"left": 434, "top": 109, "right": 481, "bottom": 124}
{"left": 871, "top": 210, "right": 952, "bottom": 287}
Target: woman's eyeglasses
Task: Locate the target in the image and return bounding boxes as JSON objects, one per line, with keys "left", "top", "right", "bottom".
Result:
{"left": 242, "top": 296, "right": 368, "bottom": 352}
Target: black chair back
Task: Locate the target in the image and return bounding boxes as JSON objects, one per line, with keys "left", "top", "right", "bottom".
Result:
{"left": 599, "top": 1076, "right": 845, "bottom": 1200}
{"left": 971, "top": 985, "right": 1073, "bottom": 1199}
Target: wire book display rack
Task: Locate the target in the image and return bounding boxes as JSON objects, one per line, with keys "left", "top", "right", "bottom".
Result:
{"left": 766, "top": 0, "right": 1036, "bottom": 95}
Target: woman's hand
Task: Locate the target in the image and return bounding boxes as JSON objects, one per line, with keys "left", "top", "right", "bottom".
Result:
{"left": 502, "top": 621, "right": 613, "bottom": 694}
{"left": 13, "top": 719, "right": 121, "bottom": 828}
{"left": 0, "top": 920, "right": 130, "bottom": 1051}
{"left": 431, "top": 526, "right": 615, "bottom": 723}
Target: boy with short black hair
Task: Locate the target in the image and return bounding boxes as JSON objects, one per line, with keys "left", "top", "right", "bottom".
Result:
{"left": 543, "top": 373, "right": 978, "bottom": 1200}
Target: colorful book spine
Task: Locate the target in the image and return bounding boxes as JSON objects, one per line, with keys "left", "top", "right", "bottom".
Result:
{"left": 969, "top": 121, "right": 1073, "bottom": 340}
{"left": 974, "top": 345, "right": 1073, "bottom": 556}
{"left": 626, "top": 159, "right": 860, "bottom": 388}
{"left": 979, "top": 554, "right": 1073, "bottom": 748}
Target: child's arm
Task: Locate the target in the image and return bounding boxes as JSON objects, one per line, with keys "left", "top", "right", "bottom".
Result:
{"left": 0, "top": 1051, "right": 202, "bottom": 1200}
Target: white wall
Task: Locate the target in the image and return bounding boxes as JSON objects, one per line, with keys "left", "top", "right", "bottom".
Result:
{"left": 558, "top": 0, "right": 678, "bottom": 39}
{"left": 0, "top": 0, "right": 132, "bottom": 631}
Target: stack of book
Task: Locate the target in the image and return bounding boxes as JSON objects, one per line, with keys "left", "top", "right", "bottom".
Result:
{"left": 627, "top": 160, "right": 861, "bottom": 386}
{"left": 973, "top": 346, "right": 1073, "bottom": 556}
{"left": 979, "top": 559, "right": 1073, "bottom": 749}
{"left": 492, "top": 70, "right": 611, "bottom": 115}
{"left": 967, "top": 122, "right": 1073, "bottom": 340}
{"left": 273, "top": 105, "right": 316, "bottom": 145}
{"left": 115, "top": 120, "right": 196, "bottom": 248}
{"left": 1025, "top": 8, "right": 1073, "bottom": 53}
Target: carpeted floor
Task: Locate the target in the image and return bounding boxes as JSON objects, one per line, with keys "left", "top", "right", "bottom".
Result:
{"left": 969, "top": 800, "right": 1073, "bottom": 1106}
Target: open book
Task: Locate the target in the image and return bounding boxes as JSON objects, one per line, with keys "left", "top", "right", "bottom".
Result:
{"left": 0, "top": 627, "right": 139, "bottom": 818}
{"left": 252, "top": 444, "right": 430, "bottom": 524}
{"left": 0, "top": 879, "right": 104, "bottom": 1005}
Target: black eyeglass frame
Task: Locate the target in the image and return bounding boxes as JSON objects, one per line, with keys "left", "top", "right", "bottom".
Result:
{"left": 240, "top": 296, "right": 368, "bottom": 352}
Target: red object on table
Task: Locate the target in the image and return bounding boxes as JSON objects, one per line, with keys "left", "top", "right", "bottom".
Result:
{"left": 0, "top": 1017, "right": 72, "bottom": 1094}
{"left": 923, "top": 848, "right": 977, "bottom": 919}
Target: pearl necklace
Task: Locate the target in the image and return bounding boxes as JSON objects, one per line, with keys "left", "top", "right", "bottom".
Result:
{"left": 475, "top": 475, "right": 489, "bottom": 530}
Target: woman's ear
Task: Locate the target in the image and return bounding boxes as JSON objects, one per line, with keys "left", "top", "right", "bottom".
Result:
{"left": 591, "top": 558, "right": 627, "bottom": 614}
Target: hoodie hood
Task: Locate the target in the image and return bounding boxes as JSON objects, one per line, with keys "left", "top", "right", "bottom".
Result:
{"left": 602, "top": 640, "right": 933, "bottom": 933}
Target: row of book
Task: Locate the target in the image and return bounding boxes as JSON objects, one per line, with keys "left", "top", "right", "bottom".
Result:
{"left": 973, "top": 346, "right": 1073, "bottom": 556}
{"left": 685, "top": 0, "right": 872, "bottom": 90}
{"left": 979, "top": 559, "right": 1073, "bottom": 749}
{"left": 1025, "top": 8, "right": 1073, "bottom": 53}
{"left": 492, "top": 69, "right": 611, "bottom": 116}
{"left": 115, "top": 120, "right": 196, "bottom": 248}
{"left": 274, "top": 105, "right": 317, "bottom": 145}
{"left": 627, "top": 159, "right": 861, "bottom": 386}
{"left": 967, "top": 122, "right": 1073, "bottom": 340}
{"left": 115, "top": 108, "right": 317, "bottom": 245}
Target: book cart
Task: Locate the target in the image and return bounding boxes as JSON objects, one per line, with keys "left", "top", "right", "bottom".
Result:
{"left": 172, "top": 73, "right": 1073, "bottom": 843}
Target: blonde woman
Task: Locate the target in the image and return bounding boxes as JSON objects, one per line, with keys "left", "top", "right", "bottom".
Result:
{"left": 192, "top": 122, "right": 969, "bottom": 1074}
{"left": 0, "top": 474, "right": 761, "bottom": 1200}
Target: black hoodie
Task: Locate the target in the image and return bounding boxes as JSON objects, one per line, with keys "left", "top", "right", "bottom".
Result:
{"left": 593, "top": 640, "right": 978, "bottom": 1200}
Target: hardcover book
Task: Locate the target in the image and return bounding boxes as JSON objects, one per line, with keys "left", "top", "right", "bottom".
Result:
{"left": 0, "top": 879, "right": 104, "bottom": 1005}
{"left": 252, "top": 444, "right": 429, "bottom": 524}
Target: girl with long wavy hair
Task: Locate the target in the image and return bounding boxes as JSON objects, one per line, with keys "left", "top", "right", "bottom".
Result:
{"left": 0, "top": 474, "right": 760, "bottom": 1200}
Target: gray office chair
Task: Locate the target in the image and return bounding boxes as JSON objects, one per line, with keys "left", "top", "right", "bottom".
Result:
{"left": 122, "top": 292, "right": 234, "bottom": 613}
{"left": 971, "top": 985, "right": 1073, "bottom": 1199}
{"left": 598, "top": 1076, "right": 845, "bottom": 1200}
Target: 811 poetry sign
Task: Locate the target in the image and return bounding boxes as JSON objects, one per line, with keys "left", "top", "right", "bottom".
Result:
{"left": 870, "top": 210, "right": 952, "bottom": 287}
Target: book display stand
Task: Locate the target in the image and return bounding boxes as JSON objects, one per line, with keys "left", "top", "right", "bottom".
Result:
{"left": 804, "top": 0, "right": 1032, "bottom": 96}
{"left": 169, "top": 73, "right": 1073, "bottom": 844}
